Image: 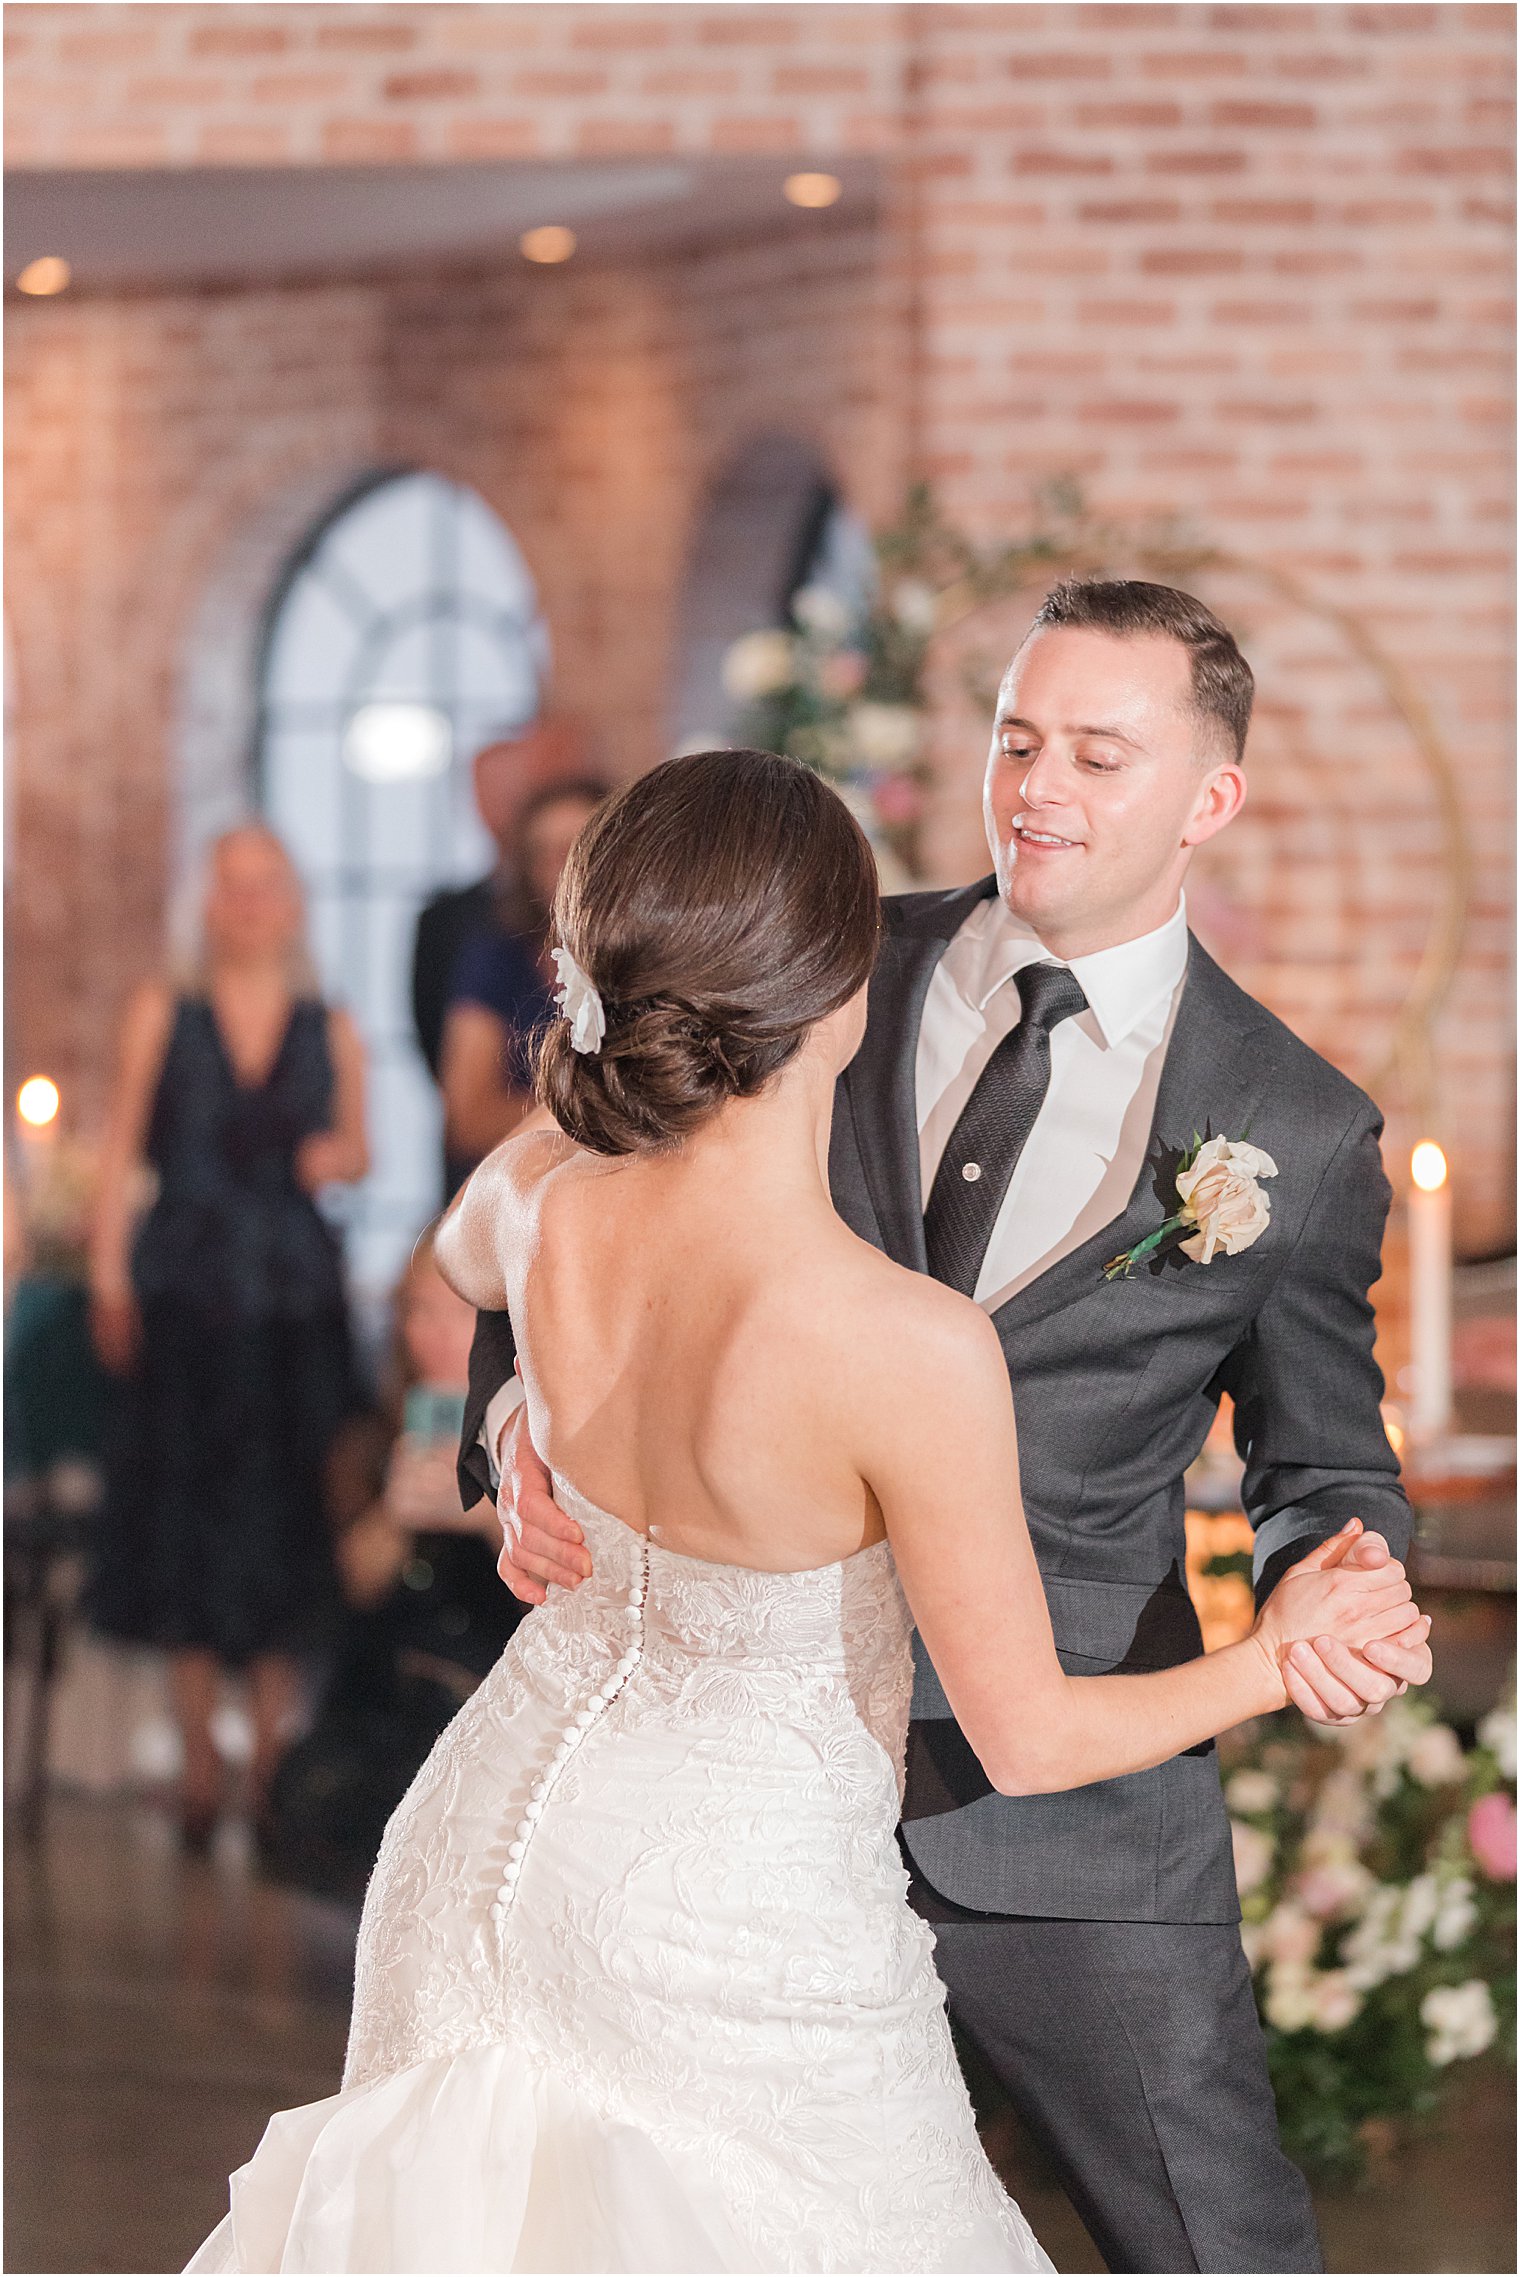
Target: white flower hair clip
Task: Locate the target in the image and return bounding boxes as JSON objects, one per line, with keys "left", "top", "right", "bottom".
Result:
{"left": 551, "top": 946, "right": 606, "bottom": 1056}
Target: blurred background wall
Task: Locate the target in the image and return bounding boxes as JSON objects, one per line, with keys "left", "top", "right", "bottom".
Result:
{"left": 5, "top": 1, "right": 1513, "bottom": 1315}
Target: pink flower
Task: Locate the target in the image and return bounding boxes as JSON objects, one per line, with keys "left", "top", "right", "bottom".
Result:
{"left": 1296, "top": 1859, "right": 1374, "bottom": 1920}
{"left": 1468, "top": 1792, "right": 1517, "bottom": 1881}
{"left": 819, "top": 650, "right": 867, "bottom": 700}
{"left": 872, "top": 774, "right": 924, "bottom": 827}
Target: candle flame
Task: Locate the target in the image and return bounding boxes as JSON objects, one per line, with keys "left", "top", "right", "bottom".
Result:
{"left": 17, "top": 1076, "right": 60, "bottom": 1128}
{"left": 1411, "top": 1141, "right": 1448, "bottom": 1193}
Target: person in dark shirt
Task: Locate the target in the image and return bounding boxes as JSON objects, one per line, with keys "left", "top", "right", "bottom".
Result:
{"left": 263, "top": 1228, "right": 522, "bottom": 1901}
{"left": 409, "top": 719, "right": 590, "bottom": 1082}
{"left": 439, "top": 775, "right": 608, "bottom": 1182}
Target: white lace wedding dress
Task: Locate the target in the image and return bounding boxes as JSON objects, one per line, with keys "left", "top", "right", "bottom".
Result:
{"left": 187, "top": 1477, "right": 1051, "bottom": 2273}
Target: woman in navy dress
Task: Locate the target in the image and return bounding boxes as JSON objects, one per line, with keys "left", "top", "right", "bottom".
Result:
{"left": 88, "top": 825, "right": 370, "bottom": 1846}
{"left": 437, "top": 775, "right": 607, "bottom": 1188}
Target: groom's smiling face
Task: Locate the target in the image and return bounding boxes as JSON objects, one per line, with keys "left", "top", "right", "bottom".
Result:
{"left": 983, "top": 625, "right": 1246, "bottom": 958}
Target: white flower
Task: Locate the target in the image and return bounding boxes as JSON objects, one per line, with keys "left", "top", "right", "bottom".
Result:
{"left": 1342, "top": 1885, "right": 1423, "bottom": 1990}
{"left": 1433, "top": 1875, "right": 1479, "bottom": 1952}
{"left": 1231, "top": 1818, "right": 1275, "bottom": 1897}
{"left": 1264, "top": 1962, "right": 1319, "bottom": 2033}
{"left": 1421, "top": 1980, "right": 1497, "bottom": 2066}
{"left": 891, "top": 578, "right": 939, "bottom": 635}
{"left": 1176, "top": 1136, "right": 1278, "bottom": 1265}
{"left": 1227, "top": 1769, "right": 1280, "bottom": 1816}
{"left": 721, "top": 628, "right": 797, "bottom": 702}
{"left": 1310, "top": 1969, "right": 1363, "bottom": 2033}
{"left": 1401, "top": 1872, "right": 1442, "bottom": 1940}
{"left": 550, "top": 947, "right": 606, "bottom": 1056}
{"left": 1407, "top": 1723, "right": 1467, "bottom": 1788}
{"left": 1311, "top": 1768, "right": 1376, "bottom": 1844}
{"left": 791, "top": 584, "right": 852, "bottom": 641}
{"left": 1261, "top": 1902, "right": 1322, "bottom": 1967}
{"left": 848, "top": 701, "right": 921, "bottom": 773}
{"left": 1338, "top": 1699, "right": 1416, "bottom": 1776}
{"left": 1477, "top": 1705, "right": 1517, "bottom": 1780}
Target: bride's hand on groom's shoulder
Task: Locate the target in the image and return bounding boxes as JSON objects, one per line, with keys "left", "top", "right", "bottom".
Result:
{"left": 1251, "top": 1520, "right": 1432, "bottom": 1722}
{"left": 495, "top": 1401, "right": 593, "bottom": 1605}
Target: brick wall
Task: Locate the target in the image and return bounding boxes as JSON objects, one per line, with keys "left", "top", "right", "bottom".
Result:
{"left": 5, "top": 3, "right": 1514, "bottom": 1286}
{"left": 5, "top": 215, "right": 895, "bottom": 1136}
{"left": 1, "top": 2, "right": 908, "bottom": 167}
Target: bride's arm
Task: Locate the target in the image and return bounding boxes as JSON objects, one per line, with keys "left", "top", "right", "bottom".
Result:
{"left": 432, "top": 1109, "right": 559, "bottom": 1310}
{"left": 863, "top": 1295, "right": 1420, "bottom": 1796}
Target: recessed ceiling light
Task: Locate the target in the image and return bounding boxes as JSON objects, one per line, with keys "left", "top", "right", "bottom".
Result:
{"left": 520, "top": 225, "right": 577, "bottom": 265}
{"left": 783, "top": 173, "right": 842, "bottom": 210}
{"left": 16, "top": 256, "right": 71, "bottom": 297}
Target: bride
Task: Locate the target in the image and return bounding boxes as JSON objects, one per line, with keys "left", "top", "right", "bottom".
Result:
{"left": 189, "top": 749, "right": 1413, "bottom": 2275}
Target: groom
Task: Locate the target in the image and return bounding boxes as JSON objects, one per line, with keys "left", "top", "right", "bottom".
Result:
{"left": 459, "top": 579, "right": 1432, "bottom": 2273}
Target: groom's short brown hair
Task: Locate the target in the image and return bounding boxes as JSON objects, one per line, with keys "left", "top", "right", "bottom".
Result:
{"left": 1024, "top": 578, "right": 1254, "bottom": 764}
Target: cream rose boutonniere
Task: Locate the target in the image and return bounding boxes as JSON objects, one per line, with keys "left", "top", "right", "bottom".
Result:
{"left": 1105, "top": 1134, "right": 1278, "bottom": 1281}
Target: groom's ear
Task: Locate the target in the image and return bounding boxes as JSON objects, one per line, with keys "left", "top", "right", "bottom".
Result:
{"left": 1180, "top": 758, "right": 1246, "bottom": 852}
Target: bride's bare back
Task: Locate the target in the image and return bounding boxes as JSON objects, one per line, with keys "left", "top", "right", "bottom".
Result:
{"left": 449, "top": 1111, "right": 937, "bottom": 1571}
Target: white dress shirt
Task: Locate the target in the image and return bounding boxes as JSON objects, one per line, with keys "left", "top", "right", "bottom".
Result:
{"left": 915, "top": 894, "right": 1190, "bottom": 1311}
{"left": 483, "top": 892, "right": 1191, "bottom": 1472}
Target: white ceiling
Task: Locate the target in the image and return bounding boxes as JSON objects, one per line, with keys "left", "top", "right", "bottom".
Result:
{"left": 4, "top": 156, "right": 879, "bottom": 292}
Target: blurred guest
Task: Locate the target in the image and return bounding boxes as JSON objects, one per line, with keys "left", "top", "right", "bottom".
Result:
{"left": 410, "top": 716, "right": 589, "bottom": 1084}
{"left": 5, "top": 1138, "right": 109, "bottom": 1486}
{"left": 264, "top": 1228, "right": 520, "bottom": 1901}
{"left": 439, "top": 774, "right": 608, "bottom": 1178}
{"left": 87, "top": 824, "right": 368, "bottom": 1849}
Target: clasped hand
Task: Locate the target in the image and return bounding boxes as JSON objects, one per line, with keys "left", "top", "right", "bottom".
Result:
{"left": 1252, "top": 1519, "right": 1432, "bottom": 1721}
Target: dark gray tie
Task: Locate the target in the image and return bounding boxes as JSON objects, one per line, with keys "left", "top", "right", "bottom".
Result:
{"left": 923, "top": 961, "right": 1090, "bottom": 1297}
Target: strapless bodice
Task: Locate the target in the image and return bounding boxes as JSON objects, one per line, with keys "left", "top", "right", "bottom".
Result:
{"left": 541, "top": 1475, "right": 910, "bottom": 1745}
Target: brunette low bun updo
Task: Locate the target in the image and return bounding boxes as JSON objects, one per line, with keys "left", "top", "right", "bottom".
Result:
{"left": 536, "top": 748, "right": 880, "bottom": 1157}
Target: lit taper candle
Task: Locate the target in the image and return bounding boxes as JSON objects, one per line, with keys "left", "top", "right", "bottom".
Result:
{"left": 1408, "top": 1141, "right": 1453, "bottom": 1446}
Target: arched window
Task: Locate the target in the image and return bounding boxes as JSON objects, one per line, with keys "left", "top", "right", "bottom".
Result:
{"left": 256, "top": 469, "right": 548, "bottom": 1323}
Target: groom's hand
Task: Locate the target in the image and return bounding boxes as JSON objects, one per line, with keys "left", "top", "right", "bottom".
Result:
{"left": 495, "top": 1400, "right": 592, "bottom": 1605}
{"left": 1281, "top": 1525, "right": 1433, "bottom": 1725}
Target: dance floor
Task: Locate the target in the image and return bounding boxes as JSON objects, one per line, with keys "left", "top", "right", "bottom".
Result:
{"left": 5, "top": 1795, "right": 1514, "bottom": 2274}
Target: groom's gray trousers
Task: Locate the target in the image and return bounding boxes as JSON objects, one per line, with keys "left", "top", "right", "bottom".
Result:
{"left": 907, "top": 1867, "right": 1321, "bottom": 2276}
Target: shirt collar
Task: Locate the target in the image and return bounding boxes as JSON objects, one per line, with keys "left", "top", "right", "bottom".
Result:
{"left": 949, "top": 892, "right": 1190, "bottom": 1049}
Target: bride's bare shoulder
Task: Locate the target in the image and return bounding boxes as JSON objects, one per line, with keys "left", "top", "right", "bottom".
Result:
{"left": 433, "top": 1118, "right": 580, "bottom": 1305}
{"left": 808, "top": 1234, "right": 1015, "bottom": 1471}
{"left": 794, "top": 1221, "right": 1007, "bottom": 1388}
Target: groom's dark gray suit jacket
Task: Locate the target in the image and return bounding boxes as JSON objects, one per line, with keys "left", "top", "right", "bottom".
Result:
{"left": 460, "top": 877, "right": 1410, "bottom": 1929}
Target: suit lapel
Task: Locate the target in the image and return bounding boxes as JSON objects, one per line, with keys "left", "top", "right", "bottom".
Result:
{"left": 988, "top": 935, "right": 1273, "bottom": 1339}
{"left": 842, "top": 878, "right": 998, "bottom": 1273}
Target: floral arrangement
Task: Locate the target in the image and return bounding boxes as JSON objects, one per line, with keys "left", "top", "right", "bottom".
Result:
{"left": 1224, "top": 1689, "right": 1516, "bottom": 2178}
{"left": 720, "top": 562, "right": 935, "bottom": 888}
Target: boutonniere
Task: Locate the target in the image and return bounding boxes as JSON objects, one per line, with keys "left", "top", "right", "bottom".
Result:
{"left": 1105, "top": 1134, "right": 1279, "bottom": 1281}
